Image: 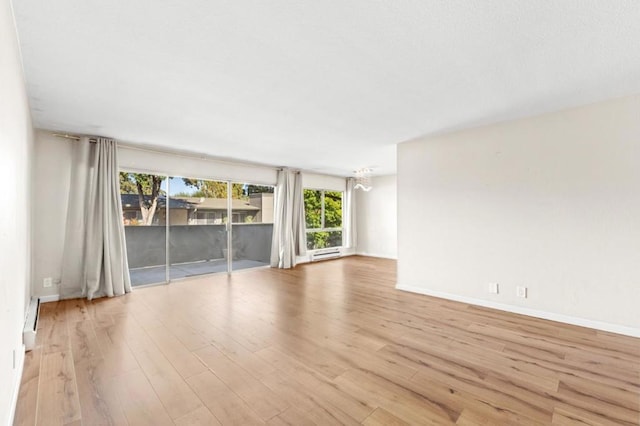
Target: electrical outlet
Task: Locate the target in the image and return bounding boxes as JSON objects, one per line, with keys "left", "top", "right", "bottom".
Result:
{"left": 43, "top": 277, "right": 52, "bottom": 288}
{"left": 517, "top": 286, "right": 527, "bottom": 298}
{"left": 488, "top": 282, "right": 499, "bottom": 294}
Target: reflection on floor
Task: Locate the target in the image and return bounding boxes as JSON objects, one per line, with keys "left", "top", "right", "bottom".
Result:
{"left": 129, "top": 259, "right": 269, "bottom": 286}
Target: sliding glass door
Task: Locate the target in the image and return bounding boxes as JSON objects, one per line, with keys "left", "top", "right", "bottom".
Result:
{"left": 120, "top": 172, "right": 169, "bottom": 286}
{"left": 168, "top": 176, "right": 229, "bottom": 279}
{"left": 120, "top": 172, "right": 274, "bottom": 286}
{"left": 230, "top": 183, "right": 274, "bottom": 271}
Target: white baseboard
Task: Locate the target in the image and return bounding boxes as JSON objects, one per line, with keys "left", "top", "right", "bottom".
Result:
{"left": 356, "top": 251, "right": 398, "bottom": 260}
{"left": 342, "top": 247, "right": 356, "bottom": 254}
{"left": 396, "top": 284, "right": 640, "bottom": 338}
{"left": 8, "top": 344, "right": 25, "bottom": 426}
{"left": 38, "top": 294, "right": 60, "bottom": 303}
{"left": 296, "top": 249, "right": 356, "bottom": 266}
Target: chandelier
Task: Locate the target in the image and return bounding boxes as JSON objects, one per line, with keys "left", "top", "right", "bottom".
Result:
{"left": 354, "top": 168, "right": 373, "bottom": 191}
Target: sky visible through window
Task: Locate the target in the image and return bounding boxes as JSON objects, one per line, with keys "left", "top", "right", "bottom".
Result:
{"left": 167, "top": 177, "right": 249, "bottom": 197}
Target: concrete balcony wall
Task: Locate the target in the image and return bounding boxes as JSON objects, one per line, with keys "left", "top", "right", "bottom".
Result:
{"left": 124, "top": 225, "right": 167, "bottom": 268}
{"left": 169, "top": 225, "right": 227, "bottom": 264}
{"left": 232, "top": 223, "right": 273, "bottom": 264}
{"left": 124, "top": 223, "right": 273, "bottom": 269}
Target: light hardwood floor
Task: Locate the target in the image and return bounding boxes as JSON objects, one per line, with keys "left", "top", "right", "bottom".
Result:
{"left": 14, "top": 256, "right": 640, "bottom": 425}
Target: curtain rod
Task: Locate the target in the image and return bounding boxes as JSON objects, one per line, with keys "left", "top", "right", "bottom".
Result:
{"left": 52, "top": 132, "right": 346, "bottom": 178}
{"left": 52, "top": 132, "right": 278, "bottom": 170}
{"left": 53, "top": 133, "right": 97, "bottom": 143}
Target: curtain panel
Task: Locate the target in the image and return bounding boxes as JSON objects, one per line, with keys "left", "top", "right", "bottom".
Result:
{"left": 270, "top": 169, "right": 306, "bottom": 268}
{"left": 344, "top": 177, "right": 357, "bottom": 249}
{"left": 60, "top": 137, "right": 131, "bottom": 300}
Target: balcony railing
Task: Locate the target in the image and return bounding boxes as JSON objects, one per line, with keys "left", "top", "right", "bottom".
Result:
{"left": 124, "top": 223, "right": 273, "bottom": 284}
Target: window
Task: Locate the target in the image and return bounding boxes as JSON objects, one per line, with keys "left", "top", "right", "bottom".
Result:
{"left": 303, "top": 189, "right": 343, "bottom": 250}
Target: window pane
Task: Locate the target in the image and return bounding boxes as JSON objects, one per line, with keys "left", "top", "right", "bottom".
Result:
{"left": 324, "top": 191, "right": 342, "bottom": 228}
{"left": 245, "top": 185, "right": 274, "bottom": 224}
{"left": 304, "top": 189, "right": 322, "bottom": 229}
{"left": 326, "top": 230, "right": 343, "bottom": 248}
{"left": 120, "top": 172, "right": 168, "bottom": 286}
{"left": 306, "top": 231, "right": 342, "bottom": 250}
{"left": 168, "top": 176, "right": 228, "bottom": 279}
{"left": 230, "top": 183, "right": 248, "bottom": 224}
{"left": 232, "top": 183, "right": 274, "bottom": 271}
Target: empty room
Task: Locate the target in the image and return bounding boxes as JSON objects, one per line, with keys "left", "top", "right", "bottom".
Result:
{"left": 2, "top": 1, "right": 639, "bottom": 425}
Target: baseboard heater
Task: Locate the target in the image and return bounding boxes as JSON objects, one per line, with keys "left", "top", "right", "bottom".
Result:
{"left": 310, "top": 248, "right": 342, "bottom": 262}
{"left": 23, "top": 298, "right": 41, "bottom": 352}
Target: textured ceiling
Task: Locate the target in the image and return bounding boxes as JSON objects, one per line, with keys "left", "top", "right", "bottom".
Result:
{"left": 12, "top": 1, "right": 640, "bottom": 176}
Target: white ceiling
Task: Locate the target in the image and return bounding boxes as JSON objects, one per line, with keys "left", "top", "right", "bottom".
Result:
{"left": 12, "top": 1, "right": 640, "bottom": 176}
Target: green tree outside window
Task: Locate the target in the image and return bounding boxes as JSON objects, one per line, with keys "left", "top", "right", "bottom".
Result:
{"left": 303, "top": 189, "right": 343, "bottom": 250}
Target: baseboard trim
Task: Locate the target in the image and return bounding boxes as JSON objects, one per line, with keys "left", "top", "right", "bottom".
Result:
{"left": 396, "top": 284, "right": 640, "bottom": 338}
{"left": 356, "top": 252, "right": 398, "bottom": 260}
{"left": 8, "top": 344, "right": 25, "bottom": 426}
{"left": 296, "top": 251, "right": 356, "bottom": 266}
{"left": 38, "top": 294, "right": 60, "bottom": 303}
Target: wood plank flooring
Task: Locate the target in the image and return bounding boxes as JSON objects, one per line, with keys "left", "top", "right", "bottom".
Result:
{"left": 14, "top": 256, "right": 640, "bottom": 425}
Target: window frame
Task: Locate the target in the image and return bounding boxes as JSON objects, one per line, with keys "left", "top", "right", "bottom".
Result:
{"left": 303, "top": 188, "right": 344, "bottom": 250}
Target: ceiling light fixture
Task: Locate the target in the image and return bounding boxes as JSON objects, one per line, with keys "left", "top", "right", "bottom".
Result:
{"left": 354, "top": 168, "right": 373, "bottom": 191}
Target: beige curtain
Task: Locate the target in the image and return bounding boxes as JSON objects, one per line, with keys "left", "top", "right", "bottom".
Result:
{"left": 270, "top": 169, "right": 306, "bottom": 268}
{"left": 60, "top": 137, "right": 131, "bottom": 299}
{"left": 60, "top": 137, "right": 91, "bottom": 299}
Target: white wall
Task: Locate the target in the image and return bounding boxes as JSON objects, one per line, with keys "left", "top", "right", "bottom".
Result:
{"left": 302, "top": 172, "right": 346, "bottom": 192}
{"left": 356, "top": 175, "right": 397, "bottom": 259}
{"left": 0, "top": 0, "right": 34, "bottom": 423}
{"left": 32, "top": 131, "right": 73, "bottom": 298}
{"left": 115, "top": 146, "right": 346, "bottom": 192}
{"left": 398, "top": 94, "right": 640, "bottom": 335}
{"left": 119, "top": 145, "right": 278, "bottom": 185}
